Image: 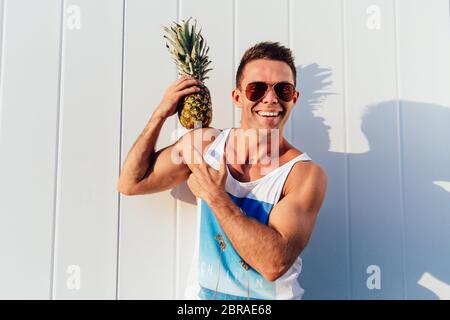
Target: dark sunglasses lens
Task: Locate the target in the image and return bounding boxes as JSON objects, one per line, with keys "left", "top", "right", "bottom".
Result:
{"left": 274, "top": 83, "right": 295, "bottom": 102}
{"left": 246, "top": 82, "right": 268, "bottom": 101}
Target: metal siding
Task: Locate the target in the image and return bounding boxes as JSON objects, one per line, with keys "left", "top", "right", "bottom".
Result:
{"left": 117, "top": 0, "right": 177, "bottom": 299}
{"left": 52, "top": 0, "right": 123, "bottom": 299}
{"left": 290, "top": 0, "right": 350, "bottom": 300}
{"left": 0, "top": 0, "right": 61, "bottom": 299}
{"left": 0, "top": 0, "right": 448, "bottom": 300}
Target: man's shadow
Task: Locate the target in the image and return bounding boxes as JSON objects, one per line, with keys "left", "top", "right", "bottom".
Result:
{"left": 294, "top": 64, "right": 450, "bottom": 299}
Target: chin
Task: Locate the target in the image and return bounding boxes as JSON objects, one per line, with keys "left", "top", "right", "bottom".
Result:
{"left": 242, "top": 109, "right": 290, "bottom": 130}
{"left": 256, "top": 116, "right": 284, "bottom": 130}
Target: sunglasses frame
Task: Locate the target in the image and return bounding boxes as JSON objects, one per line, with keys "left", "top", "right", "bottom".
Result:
{"left": 244, "top": 81, "right": 296, "bottom": 102}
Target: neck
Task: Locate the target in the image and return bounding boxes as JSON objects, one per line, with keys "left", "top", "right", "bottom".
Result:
{"left": 226, "top": 127, "right": 289, "bottom": 165}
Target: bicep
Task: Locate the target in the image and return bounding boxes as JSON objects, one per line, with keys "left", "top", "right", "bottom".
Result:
{"left": 127, "top": 127, "right": 221, "bottom": 195}
{"left": 126, "top": 139, "right": 191, "bottom": 195}
{"left": 268, "top": 165, "right": 327, "bottom": 261}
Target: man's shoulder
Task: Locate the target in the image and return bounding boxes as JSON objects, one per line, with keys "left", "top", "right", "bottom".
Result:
{"left": 284, "top": 156, "right": 328, "bottom": 196}
{"left": 186, "top": 126, "right": 222, "bottom": 138}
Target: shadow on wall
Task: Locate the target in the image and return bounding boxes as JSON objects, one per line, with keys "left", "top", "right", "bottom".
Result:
{"left": 294, "top": 64, "right": 450, "bottom": 299}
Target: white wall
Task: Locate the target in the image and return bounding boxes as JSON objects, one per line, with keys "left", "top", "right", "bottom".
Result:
{"left": 0, "top": 0, "right": 449, "bottom": 299}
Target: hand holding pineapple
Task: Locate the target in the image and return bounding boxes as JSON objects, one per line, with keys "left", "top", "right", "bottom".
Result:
{"left": 163, "top": 18, "right": 213, "bottom": 129}
{"left": 155, "top": 75, "right": 203, "bottom": 120}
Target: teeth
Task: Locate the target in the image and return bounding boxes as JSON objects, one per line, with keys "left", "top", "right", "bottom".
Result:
{"left": 257, "top": 111, "right": 280, "bottom": 117}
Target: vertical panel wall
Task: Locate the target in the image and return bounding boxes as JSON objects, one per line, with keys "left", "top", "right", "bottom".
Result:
{"left": 118, "top": 0, "right": 177, "bottom": 299}
{"left": 0, "top": 0, "right": 62, "bottom": 299}
{"left": 52, "top": 0, "right": 123, "bottom": 299}
{"left": 396, "top": 0, "right": 450, "bottom": 299}
{"left": 290, "top": 0, "right": 350, "bottom": 299}
{"left": 0, "top": 0, "right": 449, "bottom": 300}
{"left": 345, "top": 0, "right": 404, "bottom": 299}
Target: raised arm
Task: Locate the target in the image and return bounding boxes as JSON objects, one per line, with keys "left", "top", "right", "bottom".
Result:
{"left": 116, "top": 75, "right": 203, "bottom": 195}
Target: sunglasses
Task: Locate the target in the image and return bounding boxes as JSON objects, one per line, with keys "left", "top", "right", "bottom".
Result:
{"left": 245, "top": 81, "right": 296, "bottom": 102}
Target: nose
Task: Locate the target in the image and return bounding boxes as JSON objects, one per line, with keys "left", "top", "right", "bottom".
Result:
{"left": 262, "top": 86, "right": 278, "bottom": 104}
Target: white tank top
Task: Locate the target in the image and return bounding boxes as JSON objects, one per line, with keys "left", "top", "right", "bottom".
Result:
{"left": 184, "top": 128, "right": 312, "bottom": 300}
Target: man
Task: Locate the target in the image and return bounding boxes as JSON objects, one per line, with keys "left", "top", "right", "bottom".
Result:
{"left": 117, "top": 42, "right": 327, "bottom": 300}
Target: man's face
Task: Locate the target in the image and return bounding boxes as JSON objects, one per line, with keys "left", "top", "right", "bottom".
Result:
{"left": 232, "top": 59, "right": 299, "bottom": 132}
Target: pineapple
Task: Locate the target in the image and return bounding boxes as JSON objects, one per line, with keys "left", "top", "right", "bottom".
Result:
{"left": 163, "top": 18, "right": 213, "bottom": 129}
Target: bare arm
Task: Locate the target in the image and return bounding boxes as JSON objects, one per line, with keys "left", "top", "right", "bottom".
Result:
{"left": 116, "top": 113, "right": 186, "bottom": 195}
{"left": 116, "top": 75, "right": 202, "bottom": 195}
{"left": 204, "top": 162, "right": 328, "bottom": 281}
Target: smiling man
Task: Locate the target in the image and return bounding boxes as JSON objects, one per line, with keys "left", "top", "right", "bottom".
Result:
{"left": 117, "top": 42, "right": 328, "bottom": 300}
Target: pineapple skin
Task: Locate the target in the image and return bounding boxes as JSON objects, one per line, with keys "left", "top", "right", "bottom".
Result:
{"left": 177, "top": 84, "right": 212, "bottom": 129}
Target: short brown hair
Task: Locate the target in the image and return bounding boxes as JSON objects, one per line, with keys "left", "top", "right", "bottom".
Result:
{"left": 235, "top": 41, "right": 297, "bottom": 89}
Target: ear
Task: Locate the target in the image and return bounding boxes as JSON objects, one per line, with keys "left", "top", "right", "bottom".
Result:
{"left": 292, "top": 90, "right": 300, "bottom": 105}
{"left": 232, "top": 88, "right": 244, "bottom": 109}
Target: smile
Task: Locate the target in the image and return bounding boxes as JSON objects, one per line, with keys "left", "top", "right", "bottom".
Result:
{"left": 256, "top": 111, "right": 282, "bottom": 120}
{"left": 256, "top": 111, "right": 281, "bottom": 118}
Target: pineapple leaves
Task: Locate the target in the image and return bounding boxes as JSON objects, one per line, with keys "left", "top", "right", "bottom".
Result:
{"left": 163, "top": 17, "right": 212, "bottom": 81}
